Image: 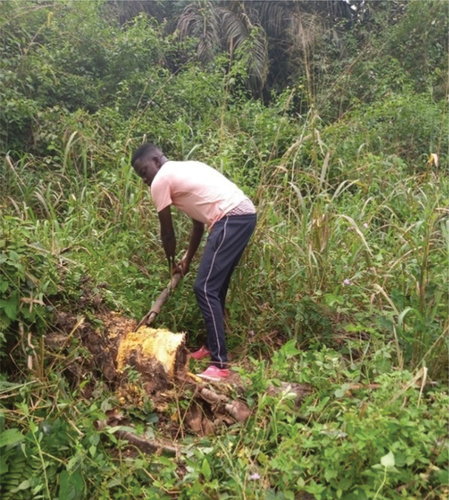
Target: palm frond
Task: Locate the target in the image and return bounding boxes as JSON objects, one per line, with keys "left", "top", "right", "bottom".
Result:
{"left": 247, "top": 27, "right": 269, "bottom": 91}
{"left": 177, "top": 1, "right": 223, "bottom": 62}
{"left": 235, "top": 25, "right": 269, "bottom": 93}
{"left": 288, "top": 9, "right": 323, "bottom": 52}
{"left": 107, "top": 0, "right": 168, "bottom": 25}
{"left": 249, "top": 1, "right": 293, "bottom": 39}
{"left": 221, "top": 9, "right": 248, "bottom": 54}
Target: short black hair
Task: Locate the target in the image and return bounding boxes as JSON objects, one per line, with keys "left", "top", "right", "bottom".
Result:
{"left": 131, "top": 143, "right": 163, "bottom": 166}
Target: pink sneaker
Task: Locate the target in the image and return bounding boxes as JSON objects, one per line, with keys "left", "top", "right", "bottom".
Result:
{"left": 190, "top": 346, "right": 210, "bottom": 360}
{"left": 198, "top": 365, "right": 230, "bottom": 381}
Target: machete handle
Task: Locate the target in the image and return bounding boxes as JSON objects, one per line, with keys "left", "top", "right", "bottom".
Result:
{"left": 136, "top": 271, "right": 183, "bottom": 330}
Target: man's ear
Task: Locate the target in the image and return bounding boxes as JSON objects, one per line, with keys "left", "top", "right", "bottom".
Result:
{"left": 153, "top": 155, "right": 162, "bottom": 168}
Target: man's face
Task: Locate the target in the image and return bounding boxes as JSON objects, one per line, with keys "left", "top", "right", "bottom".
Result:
{"left": 133, "top": 156, "right": 159, "bottom": 186}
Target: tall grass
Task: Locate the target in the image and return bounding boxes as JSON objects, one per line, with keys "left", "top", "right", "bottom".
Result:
{"left": 235, "top": 109, "right": 448, "bottom": 378}
{"left": 2, "top": 101, "right": 447, "bottom": 379}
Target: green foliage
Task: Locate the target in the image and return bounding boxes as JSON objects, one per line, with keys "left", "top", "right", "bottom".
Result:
{"left": 312, "top": 1, "right": 448, "bottom": 124}
{"left": 323, "top": 91, "right": 447, "bottom": 164}
{"left": 1, "top": 355, "right": 447, "bottom": 500}
{"left": 0, "top": 1, "right": 448, "bottom": 499}
{"left": 0, "top": 216, "right": 59, "bottom": 355}
{"left": 0, "top": 380, "right": 182, "bottom": 500}
{"left": 229, "top": 345, "right": 449, "bottom": 500}
{"left": 385, "top": 1, "right": 448, "bottom": 96}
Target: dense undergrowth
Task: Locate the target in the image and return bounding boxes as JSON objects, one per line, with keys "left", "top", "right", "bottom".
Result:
{"left": 1, "top": 1, "right": 448, "bottom": 499}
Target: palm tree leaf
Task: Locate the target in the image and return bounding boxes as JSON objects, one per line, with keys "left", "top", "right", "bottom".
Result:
{"left": 245, "top": 27, "right": 269, "bottom": 91}
{"left": 177, "top": 1, "right": 223, "bottom": 62}
{"left": 250, "top": 1, "right": 293, "bottom": 39}
{"left": 221, "top": 9, "right": 248, "bottom": 52}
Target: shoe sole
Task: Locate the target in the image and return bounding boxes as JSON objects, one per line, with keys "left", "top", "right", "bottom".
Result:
{"left": 197, "top": 373, "right": 230, "bottom": 382}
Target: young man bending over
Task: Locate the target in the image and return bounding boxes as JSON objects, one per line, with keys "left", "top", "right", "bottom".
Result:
{"left": 131, "top": 143, "right": 257, "bottom": 381}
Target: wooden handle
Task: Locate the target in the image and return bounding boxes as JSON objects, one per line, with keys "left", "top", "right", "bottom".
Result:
{"left": 136, "top": 272, "right": 183, "bottom": 330}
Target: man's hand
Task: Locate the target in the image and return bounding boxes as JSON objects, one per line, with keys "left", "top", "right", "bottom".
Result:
{"left": 173, "top": 257, "right": 190, "bottom": 277}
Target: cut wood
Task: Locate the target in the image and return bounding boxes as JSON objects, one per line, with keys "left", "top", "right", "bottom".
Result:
{"left": 224, "top": 400, "right": 251, "bottom": 423}
{"left": 199, "top": 387, "right": 229, "bottom": 404}
{"left": 116, "top": 327, "right": 188, "bottom": 392}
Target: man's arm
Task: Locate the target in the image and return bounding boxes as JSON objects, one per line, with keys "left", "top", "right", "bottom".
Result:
{"left": 179, "top": 219, "right": 204, "bottom": 275}
{"left": 158, "top": 206, "right": 176, "bottom": 273}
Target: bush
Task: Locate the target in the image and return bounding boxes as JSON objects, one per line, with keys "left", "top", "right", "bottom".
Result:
{"left": 322, "top": 91, "right": 447, "bottom": 167}
{"left": 0, "top": 217, "right": 59, "bottom": 358}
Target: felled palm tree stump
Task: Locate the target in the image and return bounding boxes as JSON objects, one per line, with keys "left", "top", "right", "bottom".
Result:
{"left": 112, "top": 271, "right": 252, "bottom": 434}
{"left": 115, "top": 324, "right": 251, "bottom": 437}
{"left": 116, "top": 326, "right": 189, "bottom": 393}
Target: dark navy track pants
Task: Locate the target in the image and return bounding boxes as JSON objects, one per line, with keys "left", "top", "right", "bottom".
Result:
{"left": 193, "top": 213, "right": 257, "bottom": 369}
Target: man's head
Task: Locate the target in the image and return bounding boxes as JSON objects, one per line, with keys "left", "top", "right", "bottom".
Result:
{"left": 131, "top": 143, "right": 167, "bottom": 186}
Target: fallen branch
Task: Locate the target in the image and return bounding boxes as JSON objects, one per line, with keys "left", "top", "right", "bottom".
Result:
{"left": 224, "top": 401, "right": 251, "bottom": 423}
{"left": 198, "top": 387, "right": 251, "bottom": 423}
{"left": 96, "top": 409, "right": 181, "bottom": 456}
{"left": 199, "top": 387, "right": 228, "bottom": 404}
{"left": 114, "top": 430, "right": 179, "bottom": 457}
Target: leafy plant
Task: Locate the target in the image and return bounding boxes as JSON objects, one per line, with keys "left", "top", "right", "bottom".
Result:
{"left": 0, "top": 217, "right": 59, "bottom": 360}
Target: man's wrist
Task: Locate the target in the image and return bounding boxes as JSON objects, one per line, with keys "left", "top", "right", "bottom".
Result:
{"left": 167, "top": 256, "right": 175, "bottom": 272}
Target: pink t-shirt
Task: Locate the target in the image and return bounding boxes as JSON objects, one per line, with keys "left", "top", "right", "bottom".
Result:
{"left": 151, "top": 160, "right": 247, "bottom": 228}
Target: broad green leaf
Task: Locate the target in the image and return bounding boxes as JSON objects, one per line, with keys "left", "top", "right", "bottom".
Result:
{"left": 280, "top": 339, "right": 300, "bottom": 357}
{"left": 0, "top": 428, "right": 25, "bottom": 447}
{"left": 334, "top": 384, "right": 351, "bottom": 398}
{"left": 17, "top": 479, "right": 31, "bottom": 491}
{"left": 0, "top": 279, "right": 8, "bottom": 293}
{"left": 437, "top": 468, "right": 449, "bottom": 485}
{"left": 202, "top": 458, "right": 211, "bottom": 480}
{"left": 107, "top": 476, "right": 123, "bottom": 488}
{"left": 0, "top": 298, "right": 19, "bottom": 321}
{"left": 146, "top": 413, "right": 159, "bottom": 424}
{"left": 0, "top": 456, "right": 8, "bottom": 475}
{"left": 59, "top": 470, "right": 84, "bottom": 500}
{"left": 380, "top": 451, "right": 395, "bottom": 468}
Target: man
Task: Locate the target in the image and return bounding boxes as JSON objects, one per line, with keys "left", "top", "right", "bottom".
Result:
{"left": 131, "top": 143, "right": 257, "bottom": 381}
